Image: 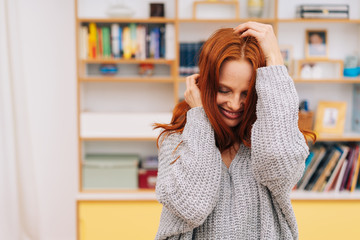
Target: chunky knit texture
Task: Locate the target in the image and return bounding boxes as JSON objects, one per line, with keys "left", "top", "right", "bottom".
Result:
{"left": 155, "top": 65, "right": 309, "bottom": 240}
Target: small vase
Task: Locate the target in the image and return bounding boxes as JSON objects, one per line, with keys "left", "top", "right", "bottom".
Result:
{"left": 247, "top": 0, "right": 264, "bottom": 18}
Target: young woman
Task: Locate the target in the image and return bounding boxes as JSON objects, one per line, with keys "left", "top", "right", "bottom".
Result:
{"left": 154, "top": 22, "right": 315, "bottom": 240}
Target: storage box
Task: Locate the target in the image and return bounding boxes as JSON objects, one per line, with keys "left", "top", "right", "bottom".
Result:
{"left": 299, "top": 111, "right": 314, "bottom": 130}
{"left": 138, "top": 169, "right": 158, "bottom": 189}
{"left": 83, "top": 154, "right": 139, "bottom": 190}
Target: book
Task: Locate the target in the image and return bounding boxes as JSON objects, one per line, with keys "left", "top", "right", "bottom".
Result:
{"left": 312, "top": 146, "right": 342, "bottom": 192}
{"left": 296, "top": 5, "right": 349, "bottom": 19}
{"left": 102, "top": 26, "right": 111, "bottom": 58}
{"left": 334, "top": 160, "right": 348, "bottom": 192}
{"left": 88, "top": 23, "right": 97, "bottom": 58}
{"left": 294, "top": 151, "right": 314, "bottom": 190}
{"left": 350, "top": 150, "right": 360, "bottom": 192}
{"left": 305, "top": 146, "right": 334, "bottom": 191}
{"left": 297, "top": 145, "right": 326, "bottom": 190}
{"left": 79, "top": 25, "right": 88, "bottom": 59}
{"left": 122, "top": 26, "right": 131, "bottom": 59}
{"left": 346, "top": 145, "right": 359, "bottom": 190}
{"left": 340, "top": 147, "right": 356, "bottom": 191}
{"left": 111, "top": 23, "right": 120, "bottom": 58}
{"left": 323, "top": 145, "right": 349, "bottom": 191}
{"left": 352, "top": 84, "right": 360, "bottom": 133}
{"left": 165, "top": 24, "right": 175, "bottom": 60}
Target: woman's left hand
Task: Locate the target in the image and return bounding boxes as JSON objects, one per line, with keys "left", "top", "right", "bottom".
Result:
{"left": 233, "top": 21, "right": 283, "bottom": 66}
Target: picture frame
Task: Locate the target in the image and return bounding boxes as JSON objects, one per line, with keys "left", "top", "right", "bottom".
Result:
{"left": 150, "top": 3, "right": 165, "bottom": 17}
{"left": 305, "top": 29, "right": 328, "bottom": 59}
{"left": 314, "top": 101, "right": 347, "bottom": 135}
{"left": 279, "top": 45, "right": 293, "bottom": 75}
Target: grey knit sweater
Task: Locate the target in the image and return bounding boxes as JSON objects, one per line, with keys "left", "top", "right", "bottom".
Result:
{"left": 155, "top": 65, "right": 309, "bottom": 240}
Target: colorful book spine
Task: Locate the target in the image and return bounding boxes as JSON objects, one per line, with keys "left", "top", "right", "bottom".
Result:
{"left": 88, "top": 23, "right": 97, "bottom": 58}
{"left": 122, "top": 26, "right": 132, "bottom": 59}
{"left": 111, "top": 23, "right": 120, "bottom": 58}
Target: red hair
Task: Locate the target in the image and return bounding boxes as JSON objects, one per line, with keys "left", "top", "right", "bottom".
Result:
{"left": 154, "top": 28, "right": 315, "bottom": 152}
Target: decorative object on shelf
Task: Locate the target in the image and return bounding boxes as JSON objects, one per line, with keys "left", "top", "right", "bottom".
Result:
{"left": 352, "top": 84, "right": 360, "bottom": 133}
{"left": 150, "top": 3, "right": 165, "bottom": 17}
{"left": 344, "top": 55, "right": 360, "bottom": 77}
{"left": 296, "top": 4, "right": 349, "bottom": 19}
{"left": 305, "top": 29, "right": 328, "bottom": 59}
{"left": 297, "top": 59, "right": 343, "bottom": 79}
{"left": 279, "top": 45, "right": 293, "bottom": 75}
{"left": 99, "top": 64, "right": 118, "bottom": 75}
{"left": 138, "top": 169, "right": 158, "bottom": 189}
{"left": 193, "top": 0, "right": 239, "bottom": 19}
{"left": 247, "top": 0, "right": 264, "bottom": 18}
{"left": 139, "top": 63, "right": 154, "bottom": 76}
{"left": 106, "top": 0, "right": 135, "bottom": 18}
{"left": 298, "top": 100, "right": 314, "bottom": 131}
{"left": 82, "top": 154, "right": 139, "bottom": 190}
{"left": 314, "top": 101, "right": 347, "bottom": 135}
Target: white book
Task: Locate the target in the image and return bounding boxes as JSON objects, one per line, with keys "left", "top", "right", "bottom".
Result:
{"left": 324, "top": 145, "right": 349, "bottom": 191}
{"left": 111, "top": 24, "right": 120, "bottom": 58}
{"left": 80, "top": 26, "right": 88, "bottom": 59}
{"left": 165, "top": 24, "right": 175, "bottom": 60}
{"left": 334, "top": 160, "right": 349, "bottom": 192}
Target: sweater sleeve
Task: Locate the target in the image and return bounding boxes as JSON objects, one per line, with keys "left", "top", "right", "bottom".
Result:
{"left": 250, "top": 65, "right": 309, "bottom": 196}
{"left": 155, "top": 107, "right": 222, "bottom": 229}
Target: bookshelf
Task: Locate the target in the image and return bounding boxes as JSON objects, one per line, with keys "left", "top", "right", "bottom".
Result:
{"left": 76, "top": 0, "right": 360, "bottom": 239}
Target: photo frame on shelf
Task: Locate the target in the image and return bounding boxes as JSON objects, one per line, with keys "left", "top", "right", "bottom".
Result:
{"left": 305, "top": 29, "right": 328, "bottom": 59}
{"left": 279, "top": 45, "right": 293, "bottom": 75}
{"left": 314, "top": 101, "right": 347, "bottom": 135}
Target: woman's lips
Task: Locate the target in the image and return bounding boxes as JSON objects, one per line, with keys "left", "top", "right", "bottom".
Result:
{"left": 219, "top": 107, "right": 242, "bottom": 120}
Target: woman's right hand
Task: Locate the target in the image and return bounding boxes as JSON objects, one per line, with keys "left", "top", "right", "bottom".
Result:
{"left": 184, "top": 74, "right": 202, "bottom": 108}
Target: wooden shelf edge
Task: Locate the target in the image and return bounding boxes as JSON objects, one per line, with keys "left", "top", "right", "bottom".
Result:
{"left": 291, "top": 191, "right": 360, "bottom": 200}
{"left": 81, "top": 58, "right": 174, "bottom": 64}
{"left": 80, "top": 137, "right": 158, "bottom": 141}
{"left": 77, "top": 191, "right": 157, "bottom": 201}
{"left": 178, "top": 18, "right": 276, "bottom": 23}
{"left": 293, "top": 78, "right": 360, "bottom": 83}
{"left": 78, "top": 18, "right": 175, "bottom": 23}
{"left": 316, "top": 133, "right": 360, "bottom": 142}
{"left": 79, "top": 77, "right": 174, "bottom": 83}
{"left": 278, "top": 18, "right": 360, "bottom": 23}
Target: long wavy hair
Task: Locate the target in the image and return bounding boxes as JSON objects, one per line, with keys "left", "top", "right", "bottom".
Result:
{"left": 154, "top": 28, "right": 316, "bottom": 154}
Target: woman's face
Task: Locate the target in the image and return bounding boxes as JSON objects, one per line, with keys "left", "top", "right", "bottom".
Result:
{"left": 216, "top": 59, "right": 253, "bottom": 128}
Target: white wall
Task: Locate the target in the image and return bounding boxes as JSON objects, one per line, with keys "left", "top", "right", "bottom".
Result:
{"left": 17, "top": 0, "right": 77, "bottom": 239}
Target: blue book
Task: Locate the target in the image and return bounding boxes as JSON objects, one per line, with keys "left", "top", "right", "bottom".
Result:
{"left": 119, "top": 25, "right": 123, "bottom": 57}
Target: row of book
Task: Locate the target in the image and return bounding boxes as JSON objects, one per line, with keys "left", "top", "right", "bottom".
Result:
{"left": 79, "top": 23, "right": 175, "bottom": 60}
{"left": 179, "top": 42, "right": 204, "bottom": 76}
{"left": 295, "top": 143, "right": 360, "bottom": 192}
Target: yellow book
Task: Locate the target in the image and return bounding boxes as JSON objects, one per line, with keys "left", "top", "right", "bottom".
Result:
{"left": 88, "top": 23, "right": 97, "bottom": 59}
{"left": 122, "top": 26, "right": 132, "bottom": 59}
{"left": 350, "top": 152, "right": 360, "bottom": 192}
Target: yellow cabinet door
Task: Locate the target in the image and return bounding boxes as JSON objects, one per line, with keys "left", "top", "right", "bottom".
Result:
{"left": 293, "top": 200, "right": 360, "bottom": 240}
{"left": 78, "top": 201, "right": 162, "bottom": 240}
{"left": 78, "top": 200, "right": 360, "bottom": 240}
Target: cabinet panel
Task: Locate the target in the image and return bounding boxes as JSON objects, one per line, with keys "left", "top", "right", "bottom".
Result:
{"left": 292, "top": 200, "right": 360, "bottom": 240}
{"left": 78, "top": 201, "right": 162, "bottom": 240}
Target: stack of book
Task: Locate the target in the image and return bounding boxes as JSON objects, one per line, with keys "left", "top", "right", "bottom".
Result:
{"left": 295, "top": 143, "right": 360, "bottom": 192}
{"left": 296, "top": 4, "right": 349, "bottom": 19}
{"left": 179, "top": 41, "right": 205, "bottom": 76}
{"left": 79, "top": 22, "right": 175, "bottom": 60}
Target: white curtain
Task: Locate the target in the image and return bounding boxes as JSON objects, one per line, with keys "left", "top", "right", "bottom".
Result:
{"left": 0, "top": 0, "right": 40, "bottom": 239}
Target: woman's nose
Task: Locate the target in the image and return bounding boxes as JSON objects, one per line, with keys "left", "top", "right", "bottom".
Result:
{"left": 228, "top": 95, "right": 242, "bottom": 111}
